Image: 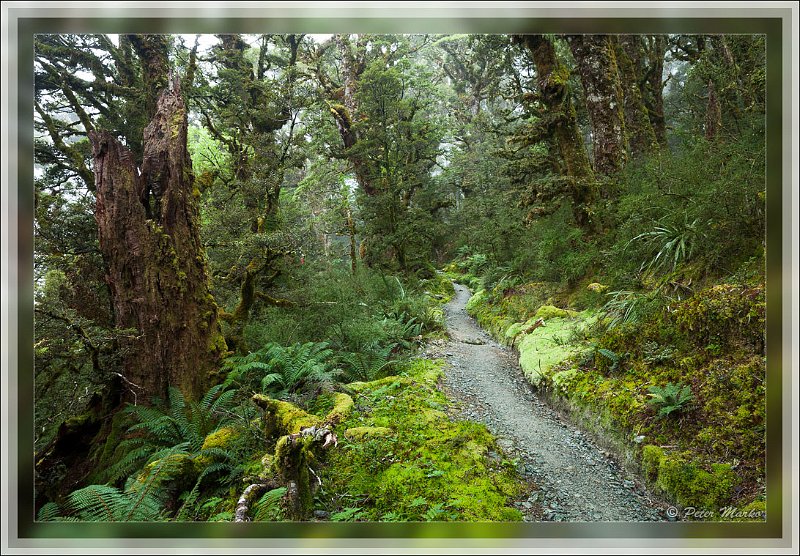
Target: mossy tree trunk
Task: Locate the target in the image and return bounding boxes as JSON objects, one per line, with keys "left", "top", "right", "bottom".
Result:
{"left": 331, "top": 34, "right": 376, "bottom": 197}
{"left": 516, "top": 34, "right": 596, "bottom": 229}
{"left": 620, "top": 35, "right": 669, "bottom": 148}
{"left": 644, "top": 35, "right": 668, "bottom": 147}
{"left": 615, "top": 36, "right": 658, "bottom": 159}
{"left": 89, "top": 82, "right": 226, "bottom": 405}
{"left": 567, "top": 35, "right": 627, "bottom": 177}
{"left": 202, "top": 34, "right": 301, "bottom": 352}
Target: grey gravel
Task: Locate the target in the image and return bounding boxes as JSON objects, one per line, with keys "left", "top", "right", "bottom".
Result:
{"left": 425, "top": 283, "right": 669, "bottom": 522}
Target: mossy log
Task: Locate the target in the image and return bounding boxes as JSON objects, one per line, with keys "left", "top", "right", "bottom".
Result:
{"left": 251, "top": 394, "right": 347, "bottom": 519}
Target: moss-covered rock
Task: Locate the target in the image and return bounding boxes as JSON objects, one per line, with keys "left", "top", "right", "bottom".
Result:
{"left": 201, "top": 426, "right": 239, "bottom": 451}
{"left": 534, "top": 305, "right": 575, "bottom": 320}
{"left": 518, "top": 316, "right": 585, "bottom": 386}
{"left": 654, "top": 451, "right": 738, "bottom": 510}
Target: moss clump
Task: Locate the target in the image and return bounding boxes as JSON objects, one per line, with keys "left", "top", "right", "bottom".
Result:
{"left": 534, "top": 305, "right": 575, "bottom": 320}
{"left": 518, "top": 316, "right": 585, "bottom": 386}
{"left": 465, "top": 289, "right": 488, "bottom": 314}
{"left": 655, "top": 452, "right": 738, "bottom": 510}
{"left": 344, "top": 426, "right": 393, "bottom": 441}
{"left": 201, "top": 426, "right": 238, "bottom": 451}
{"left": 640, "top": 445, "right": 740, "bottom": 511}
{"left": 641, "top": 444, "right": 665, "bottom": 483}
{"left": 324, "top": 393, "right": 354, "bottom": 425}
{"left": 318, "top": 359, "right": 525, "bottom": 521}
{"left": 673, "top": 283, "right": 765, "bottom": 352}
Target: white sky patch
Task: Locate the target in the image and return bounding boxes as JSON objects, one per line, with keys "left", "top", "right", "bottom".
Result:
{"left": 308, "top": 34, "right": 332, "bottom": 44}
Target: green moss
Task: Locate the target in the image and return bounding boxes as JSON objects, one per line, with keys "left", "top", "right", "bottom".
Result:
{"left": 201, "top": 426, "right": 238, "bottom": 451}
{"left": 534, "top": 305, "right": 575, "bottom": 320}
{"left": 551, "top": 367, "right": 579, "bottom": 394}
{"left": 325, "top": 392, "right": 354, "bottom": 425}
{"left": 641, "top": 445, "right": 665, "bottom": 483}
{"left": 64, "top": 413, "right": 93, "bottom": 430}
{"left": 344, "top": 426, "right": 393, "bottom": 441}
{"left": 273, "top": 435, "right": 313, "bottom": 519}
{"left": 655, "top": 451, "right": 738, "bottom": 510}
{"left": 317, "top": 358, "right": 525, "bottom": 521}
{"left": 465, "top": 289, "right": 488, "bottom": 315}
{"left": 253, "top": 395, "right": 322, "bottom": 436}
{"left": 518, "top": 317, "right": 583, "bottom": 386}
{"left": 464, "top": 272, "right": 764, "bottom": 514}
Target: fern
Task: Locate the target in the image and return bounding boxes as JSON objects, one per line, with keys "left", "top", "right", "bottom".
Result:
{"left": 647, "top": 382, "right": 694, "bottom": 418}
{"left": 340, "top": 344, "right": 394, "bottom": 382}
{"left": 56, "top": 444, "right": 192, "bottom": 522}
{"left": 222, "top": 341, "right": 343, "bottom": 399}
{"left": 37, "top": 501, "right": 63, "bottom": 522}
{"left": 251, "top": 487, "right": 287, "bottom": 521}
{"left": 102, "top": 386, "right": 237, "bottom": 485}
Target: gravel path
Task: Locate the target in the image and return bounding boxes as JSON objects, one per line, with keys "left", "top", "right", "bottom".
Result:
{"left": 427, "top": 283, "right": 668, "bottom": 522}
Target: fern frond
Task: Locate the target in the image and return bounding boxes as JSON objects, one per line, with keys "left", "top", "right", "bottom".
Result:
{"left": 252, "top": 487, "right": 287, "bottom": 521}
{"left": 37, "top": 501, "right": 62, "bottom": 521}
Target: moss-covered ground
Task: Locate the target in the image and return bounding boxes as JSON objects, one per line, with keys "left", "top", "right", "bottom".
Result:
{"left": 461, "top": 277, "right": 765, "bottom": 520}
{"left": 311, "top": 359, "right": 525, "bottom": 521}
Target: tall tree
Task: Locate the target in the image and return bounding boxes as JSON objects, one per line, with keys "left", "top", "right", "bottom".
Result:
{"left": 619, "top": 35, "right": 669, "bottom": 148}
{"left": 90, "top": 82, "right": 226, "bottom": 405}
{"left": 566, "top": 35, "right": 627, "bottom": 176}
{"left": 195, "top": 34, "right": 306, "bottom": 351}
{"left": 615, "top": 36, "right": 658, "bottom": 158}
{"left": 513, "top": 34, "right": 596, "bottom": 229}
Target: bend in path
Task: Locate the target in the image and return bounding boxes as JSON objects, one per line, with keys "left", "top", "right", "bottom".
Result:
{"left": 429, "top": 282, "right": 669, "bottom": 522}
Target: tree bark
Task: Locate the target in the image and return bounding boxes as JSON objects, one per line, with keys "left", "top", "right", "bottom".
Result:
{"left": 615, "top": 36, "right": 658, "bottom": 158}
{"left": 567, "top": 35, "right": 627, "bottom": 176}
{"left": 705, "top": 79, "right": 722, "bottom": 141}
{"left": 89, "top": 82, "right": 227, "bottom": 404}
{"left": 644, "top": 35, "right": 668, "bottom": 146}
{"left": 516, "top": 34, "right": 596, "bottom": 229}
{"left": 332, "top": 35, "right": 376, "bottom": 196}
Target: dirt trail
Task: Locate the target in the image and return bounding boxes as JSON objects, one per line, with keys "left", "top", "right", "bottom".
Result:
{"left": 429, "top": 283, "right": 668, "bottom": 522}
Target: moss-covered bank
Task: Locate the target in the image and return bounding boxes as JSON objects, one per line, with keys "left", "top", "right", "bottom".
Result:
{"left": 463, "top": 279, "right": 765, "bottom": 520}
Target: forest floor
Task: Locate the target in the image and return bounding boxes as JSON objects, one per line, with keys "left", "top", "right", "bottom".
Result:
{"left": 426, "top": 282, "right": 670, "bottom": 522}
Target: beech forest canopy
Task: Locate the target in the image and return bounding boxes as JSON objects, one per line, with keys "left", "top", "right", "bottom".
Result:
{"left": 33, "top": 33, "right": 766, "bottom": 523}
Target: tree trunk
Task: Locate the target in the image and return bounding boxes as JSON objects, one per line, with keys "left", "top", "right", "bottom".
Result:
{"left": 645, "top": 35, "right": 668, "bottom": 146}
{"left": 127, "top": 34, "right": 170, "bottom": 121}
{"left": 332, "top": 35, "right": 376, "bottom": 196}
{"left": 346, "top": 206, "right": 358, "bottom": 275}
{"left": 705, "top": 79, "right": 722, "bottom": 141}
{"left": 615, "top": 36, "right": 658, "bottom": 158}
{"left": 567, "top": 35, "right": 627, "bottom": 176}
{"left": 89, "top": 82, "right": 227, "bottom": 404}
{"left": 517, "top": 34, "right": 596, "bottom": 229}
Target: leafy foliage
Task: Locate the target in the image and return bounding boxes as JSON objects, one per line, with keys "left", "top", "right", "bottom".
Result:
{"left": 647, "top": 382, "right": 695, "bottom": 418}
{"left": 100, "top": 385, "right": 236, "bottom": 484}
{"left": 222, "top": 342, "right": 342, "bottom": 400}
{"left": 41, "top": 443, "right": 191, "bottom": 521}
